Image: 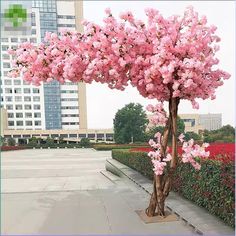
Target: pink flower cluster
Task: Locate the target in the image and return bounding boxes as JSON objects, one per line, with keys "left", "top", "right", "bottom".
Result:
{"left": 179, "top": 134, "right": 210, "bottom": 170}
{"left": 148, "top": 132, "right": 172, "bottom": 175}
{"left": 146, "top": 103, "right": 167, "bottom": 126}
{"left": 148, "top": 132, "right": 210, "bottom": 175}
{"left": 8, "top": 7, "right": 230, "bottom": 107}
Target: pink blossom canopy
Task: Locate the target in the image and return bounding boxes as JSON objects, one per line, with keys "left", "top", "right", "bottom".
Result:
{"left": 9, "top": 6, "right": 230, "bottom": 106}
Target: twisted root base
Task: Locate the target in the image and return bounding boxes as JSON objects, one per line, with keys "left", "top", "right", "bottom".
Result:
{"left": 136, "top": 210, "right": 178, "bottom": 224}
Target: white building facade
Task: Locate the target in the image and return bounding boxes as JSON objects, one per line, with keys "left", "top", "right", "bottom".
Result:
{"left": 57, "top": 1, "right": 80, "bottom": 130}
{"left": 1, "top": 7, "right": 46, "bottom": 130}
{"left": 1, "top": 0, "right": 86, "bottom": 131}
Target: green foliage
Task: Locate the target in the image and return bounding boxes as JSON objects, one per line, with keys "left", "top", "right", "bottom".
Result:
{"left": 8, "top": 137, "right": 16, "bottom": 146}
{"left": 184, "top": 132, "right": 201, "bottom": 141}
{"left": 146, "top": 116, "right": 185, "bottom": 142}
{"left": 173, "top": 161, "right": 235, "bottom": 228}
{"left": 112, "top": 149, "right": 153, "bottom": 179}
{"left": 28, "top": 137, "right": 39, "bottom": 147}
{"left": 0, "top": 136, "right": 5, "bottom": 146}
{"left": 177, "top": 116, "right": 185, "bottom": 136}
{"left": 112, "top": 150, "right": 235, "bottom": 227}
{"left": 80, "top": 138, "right": 91, "bottom": 147}
{"left": 94, "top": 143, "right": 148, "bottom": 151}
{"left": 203, "top": 125, "right": 235, "bottom": 143}
{"left": 114, "top": 103, "right": 148, "bottom": 144}
{"left": 45, "top": 137, "right": 55, "bottom": 147}
{"left": 145, "top": 126, "right": 164, "bottom": 141}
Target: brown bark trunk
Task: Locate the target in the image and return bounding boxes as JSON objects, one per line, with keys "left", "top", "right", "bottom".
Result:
{"left": 163, "top": 98, "right": 179, "bottom": 197}
{"left": 145, "top": 98, "right": 179, "bottom": 217}
{"left": 146, "top": 117, "right": 170, "bottom": 217}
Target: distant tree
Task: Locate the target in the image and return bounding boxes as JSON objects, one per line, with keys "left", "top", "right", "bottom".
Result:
{"left": 59, "top": 136, "right": 65, "bottom": 144}
{"left": 184, "top": 132, "right": 201, "bottom": 141}
{"left": 177, "top": 117, "right": 185, "bottom": 137}
{"left": 146, "top": 116, "right": 185, "bottom": 143}
{"left": 80, "top": 138, "right": 91, "bottom": 147}
{"left": 46, "top": 137, "right": 55, "bottom": 146}
{"left": 203, "top": 125, "right": 235, "bottom": 143}
{"left": 28, "top": 137, "right": 39, "bottom": 147}
{"left": 114, "top": 103, "right": 148, "bottom": 144}
{"left": 219, "top": 125, "right": 235, "bottom": 136}
{"left": 8, "top": 137, "right": 16, "bottom": 146}
{"left": 0, "top": 136, "right": 5, "bottom": 146}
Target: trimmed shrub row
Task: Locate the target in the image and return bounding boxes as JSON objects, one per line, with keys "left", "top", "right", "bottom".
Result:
{"left": 0, "top": 146, "right": 27, "bottom": 151}
{"left": 94, "top": 144, "right": 149, "bottom": 151}
{"left": 112, "top": 149, "right": 235, "bottom": 228}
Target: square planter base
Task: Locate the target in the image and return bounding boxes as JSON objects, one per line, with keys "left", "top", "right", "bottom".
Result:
{"left": 135, "top": 210, "right": 179, "bottom": 224}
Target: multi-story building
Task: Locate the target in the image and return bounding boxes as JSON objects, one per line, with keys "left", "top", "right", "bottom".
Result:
{"left": 1, "top": 7, "right": 46, "bottom": 130}
{"left": 198, "top": 114, "right": 222, "bottom": 131}
{"left": 147, "top": 113, "right": 222, "bottom": 134}
{"left": 1, "top": 0, "right": 87, "bottom": 131}
{"left": 179, "top": 113, "right": 222, "bottom": 133}
{"left": 32, "top": 0, "right": 87, "bottom": 130}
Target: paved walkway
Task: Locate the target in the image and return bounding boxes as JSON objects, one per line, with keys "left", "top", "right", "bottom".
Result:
{"left": 2, "top": 148, "right": 195, "bottom": 235}
{"left": 106, "top": 158, "right": 235, "bottom": 236}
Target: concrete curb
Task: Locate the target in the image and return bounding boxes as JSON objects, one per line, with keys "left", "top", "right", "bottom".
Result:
{"left": 106, "top": 158, "right": 234, "bottom": 236}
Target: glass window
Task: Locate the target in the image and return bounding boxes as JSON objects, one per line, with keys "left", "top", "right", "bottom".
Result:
{"left": 26, "top": 121, "right": 33, "bottom": 126}
{"left": 30, "top": 38, "right": 37, "bottom": 43}
{"left": 4, "top": 80, "right": 12, "bottom": 85}
{"left": 35, "top": 121, "right": 41, "bottom": 126}
{"left": 5, "top": 96, "right": 12, "bottom": 102}
{"left": 34, "top": 104, "right": 40, "bottom": 110}
{"left": 3, "top": 54, "right": 10, "bottom": 60}
{"left": 33, "top": 96, "right": 40, "bottom": 102}
{"left": 33, "top": 88, "right": 40, "bottom": 93}
{"left": 34, "top": 112, "right": 41, "bottom": 118}
{"left": 8, "top": 121, "right": 14, "bottom": 126}
{"left": 31, "top": 29, "right": 36, "bottom": 35}
{"left": 14, "top": 88, "right": 21, "bottom": 94}
{"left": 5, "top": 88, "right": 12, "bottom": 93}
{"left": 11, "top": 45, "right": 17, "bottom": 50}
{"left": 11, "top": 38, "right": 18, "bottom": 43}
{"left": 24, "top": 88, "right": 31, "bottom": 93}
{"left": 6, "top": 105, "right": 13, "bottom": 110}
{"left": 24, "top": 105, "right": 32, "bottom": 110}
{"left": 3, "top": 63, "right": 10, "bottom": 68}
{"left": 16, "top": 113, "right": 23, "bottom": 118}
{"left": 4, "top": 71, "right": 9, "bottom": 76}
{"left": 23, "top": 80, "right": 30, "bottom": 85}
{"left": 16, "top": 121, "right": 23, "bottom": 126}
{"left": 16, "top": 105, "right": 23, "bottom": 110}
{"left": 14, "top": 80, "right": 21, "bottom": 85}
{"left": 1, "top": 38, "right": 8, "bottom": 42}
{"left": 24, "top": 96, "right": 31, "bottom": 102}
{"left": 2, "top": 45, "right": 9, "bottom": 51}
{"left": 15, "top": 96, "right": 22, "bottom": 102}
{"left": 20, "top": 38, "right": 28, "bottom": 43}
{"left": 8, "top": 113, "right": 14, "bottom": 118}
{"left": 25, "top": 113, "right": 32, "bottom": 118}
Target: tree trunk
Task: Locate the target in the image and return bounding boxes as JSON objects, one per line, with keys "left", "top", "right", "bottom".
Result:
{"left": 146, "top": 98, "right": 179, "bottom": 217}
{"left": 146, "top": 116, "right": 170, "bottom": 217}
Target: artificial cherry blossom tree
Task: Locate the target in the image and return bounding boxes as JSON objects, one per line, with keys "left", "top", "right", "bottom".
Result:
{"left": 9, "top": 6, "right": 230, "bottom": 217}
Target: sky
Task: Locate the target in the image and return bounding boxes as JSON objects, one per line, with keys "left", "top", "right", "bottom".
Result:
{"left": 83, "top": 1, "right": 235, "bottom": 129}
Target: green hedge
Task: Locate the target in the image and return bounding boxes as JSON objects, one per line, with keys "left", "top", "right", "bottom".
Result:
{"left": 112, "top": 149, "right": 235, "bottom": 228}
{"left": 94, "top": 144, "right": 148, "bottom": 151}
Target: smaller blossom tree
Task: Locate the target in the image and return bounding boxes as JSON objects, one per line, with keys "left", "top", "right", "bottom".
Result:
{"left": 8, "top": 6, "right": 230, "bottom": 217}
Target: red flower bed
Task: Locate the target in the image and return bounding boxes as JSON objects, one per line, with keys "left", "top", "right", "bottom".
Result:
{"left": 130, "top": 143, "right": 235, "bottom": 163}
{"left": 0, "top": 146, "right": 27, "bottom": 151}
